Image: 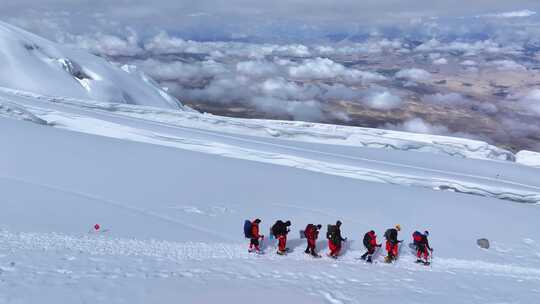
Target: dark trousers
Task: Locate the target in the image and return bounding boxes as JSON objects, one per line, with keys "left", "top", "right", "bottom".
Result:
{"left": 249, "top": 238, "right": 260, "bottom": 250}
{"left": 361, "top": 246, "right": 375, "bottom": 259}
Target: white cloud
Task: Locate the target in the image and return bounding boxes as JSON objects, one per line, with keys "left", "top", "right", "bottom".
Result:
{"left": 68, "top": 30, "right": 143, "bottom": 57}
{"left": 288, "top": 57, "right": 385, "bottom": 83}
{"left": 490, "top": 60, "right": 526, "bottom": 71}
{"left": 315, "top": 39, "right": 404, "bottom": 56}
{"left": 385, "top": 118, "right": 449, "bottom": 135}
{"left": 364, "top": 91, "right": 402, "bottom": 110}
{"left": 274, "top": 44, "right": 311, "bottom": 57}
{"left": 460, "top": 60, "right": 477, "bottom": 66}
{"left": 520, "top": 89, "right": 540, "bottom": 115}
{"left": 416, "top": 39, "right": 522, "bottom": 56}
{"left": 143, "top": 31, "right": 211, "bottom": 55}
{"left": 395, "top": 68, "right": 431, "bottom": 81}
{"left": 432, "top": 57, "right": 448, "bottom": 65}
{"left": 479, "top": 9, "right": 537, "bottom": 18}
{"left": 236, "top": 61, "right": 279, "bottom": 78}
{"left": 138, "top": 59, "right": 227, "bottom": 83}
{"left": 476, "top": 102, "right": 498, "bottom": 114}
{"left": 253, "top": 97, "right": 324, "bottom": 121}
{"left": 260, "top": 78, "right": 311, "bottom": 100}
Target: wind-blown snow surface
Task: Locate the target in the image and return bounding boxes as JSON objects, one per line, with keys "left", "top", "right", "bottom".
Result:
{"left": 0, "top": 90, "right": 540, "bottom": 304}
{"left": 1, "top": 116, "right": 540, "bottom": 304}
{"left": 0, "top": 21, "right": 182, "bottom": 109}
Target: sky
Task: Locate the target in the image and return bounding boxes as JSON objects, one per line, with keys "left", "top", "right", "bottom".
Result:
{"left": 3, "top": 0, "right": 540, "bottom": 42}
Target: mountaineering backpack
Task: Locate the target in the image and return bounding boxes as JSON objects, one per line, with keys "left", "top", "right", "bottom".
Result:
{"left": 412, "top": 231, "right": 423, "bottom": 246}
{"left": 304, "top": 224, "right": 314, "bottom": 238}
{"left": 363, "top": 232, "right": 372, "bottom": 248}
{"left": 384, "top": 229, "right": 391, "bottom": 240}
{"left": 327, "top": 224, "right": 337, "bottom": 242}
{"left": 244, "top": 220, "right": 253, "bottom": 238}
{"left": 271, "top": 220, "right": 285, "bottom": 237}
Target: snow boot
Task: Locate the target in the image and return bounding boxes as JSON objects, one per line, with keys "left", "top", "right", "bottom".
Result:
{"left": 366, "top": 256, "right": 373, "bottom": 263}
{"left": 327, "top": 253, "right": 338, "bottom": 259}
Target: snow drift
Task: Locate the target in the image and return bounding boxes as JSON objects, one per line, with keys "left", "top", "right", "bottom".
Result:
{"left": 0, "top": 21, "right": 182, "bottom": 109}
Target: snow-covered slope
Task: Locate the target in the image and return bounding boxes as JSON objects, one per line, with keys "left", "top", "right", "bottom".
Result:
{"left": 0, "top": 21, "right": 182, "bottom": 109}
{"left": 2, "top": 87, "right": 539, "bottom": 204}
{"left": 1, "top": 117, "right": 540, "bottom": 304}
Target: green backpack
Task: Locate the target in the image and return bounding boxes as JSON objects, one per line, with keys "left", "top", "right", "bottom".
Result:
{"left": 327, "top": 224, "right": 338, "bottom": 242}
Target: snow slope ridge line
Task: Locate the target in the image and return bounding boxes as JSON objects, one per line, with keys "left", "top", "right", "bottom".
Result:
{"left": 2, "top": 230, "right": 539, "bottom": 279}
{"left": 33, "top": 111, "right": 540, "bottom": 204}
{"left": 11, "top": 96, "right": 530, "bottom": 195}
{"left": 0, "top": 86, "right": 516, "bottom": 162}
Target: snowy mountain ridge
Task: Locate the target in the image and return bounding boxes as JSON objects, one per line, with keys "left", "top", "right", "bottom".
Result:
{"left": 0, "top": 86, "right": 517, "bottom": 162}
{"left": 0, "top": 21, "right": 183, "bottom": 110}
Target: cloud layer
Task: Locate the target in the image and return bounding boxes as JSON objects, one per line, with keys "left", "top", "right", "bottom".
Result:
{"left": 3, "top": 2, "right": 540, "bottom": 151}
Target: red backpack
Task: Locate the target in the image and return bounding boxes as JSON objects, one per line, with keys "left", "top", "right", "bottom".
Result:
{"left": 412, "top": 231, "right": 423, "bottom": 245}
{"left": 304, "top": 224, "right": 314, "bottom": 238}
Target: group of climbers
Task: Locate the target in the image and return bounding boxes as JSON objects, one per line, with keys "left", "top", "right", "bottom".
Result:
{"left": 245, "top": 219, "right": 433, "bottom": 264}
